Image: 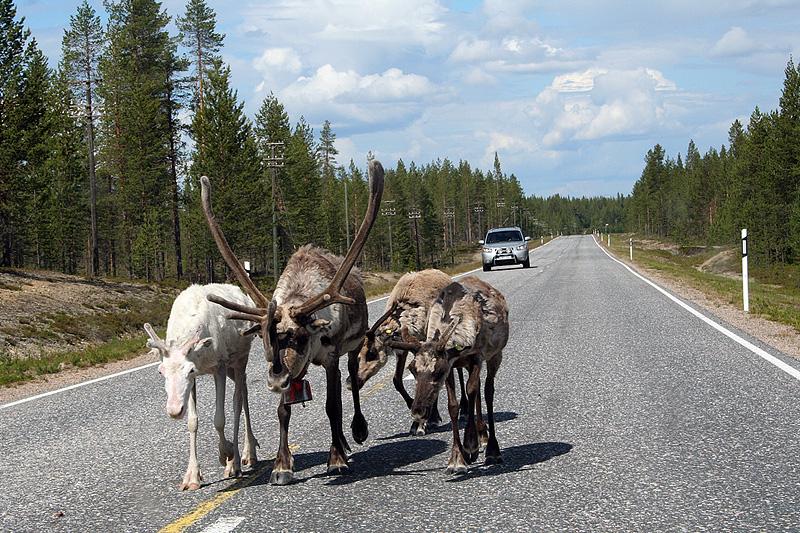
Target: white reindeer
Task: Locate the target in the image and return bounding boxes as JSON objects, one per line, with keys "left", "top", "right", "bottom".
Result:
{"left": 143, "top": 284, "right": 258, "bottom": 491}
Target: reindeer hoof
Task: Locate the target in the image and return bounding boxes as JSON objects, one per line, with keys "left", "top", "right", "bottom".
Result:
{"left": 485, "top": 454, "right": 503, "bottom": 465}
{"left": 242, "top": 455, "right": 258, "bottom": 468}
{"left": 351, "top": 415, "right": 369, "bottom": 444}
{"left": 180, "top": 481, "right": 201, "bottom": 491}
{"left": 445, "top": 464, "right": 467, "bottom": 475}
{"left": 270, "top": 470, "right": 293, "bottom": 486}
{"left": 410, "top": 421, "right": 427, "bottom": 436}
{"left": 345, "top": 376, "right": 353, "bottom": 391}
{"left": 327, "top": 463, "right": 350, "bottom": 475}
{"left": 464, "top": 449, "right": 479, "bottom": 464}
{"left": 223, "top": 462, "right": 242, "bottom": 479}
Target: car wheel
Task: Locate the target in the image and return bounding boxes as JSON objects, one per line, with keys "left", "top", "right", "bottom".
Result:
{"left": 483, "top": 264, "right": 491, "bottom": 272}
{"left": 522, "top": 258, "right": 530, "bottom": 268}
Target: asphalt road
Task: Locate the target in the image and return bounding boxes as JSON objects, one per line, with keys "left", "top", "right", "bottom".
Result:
{"left": 2, "top": 235, "right": 800, "bottom": 532}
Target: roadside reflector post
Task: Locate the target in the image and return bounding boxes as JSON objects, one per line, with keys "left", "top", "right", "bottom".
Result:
{"left": 629, "top": 238, "right": 633, "bottom": 261}
{"left": 540, "top": 236, "right": 543, "bottom": 244}
{"left": 741, "top": 228, "right": 749, "bottom": 313}
{"left": 607, "top": 233, "right": 611, "bottom": 247}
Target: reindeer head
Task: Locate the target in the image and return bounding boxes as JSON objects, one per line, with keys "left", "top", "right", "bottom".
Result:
{"left": 201, "top": 160, "right": 384, "bottom": 393}
{"left": 144, "top": 323, "right": 212, "bottom": 419}
{"left": 386, "top": 320, "right": 461, "bottom": 424}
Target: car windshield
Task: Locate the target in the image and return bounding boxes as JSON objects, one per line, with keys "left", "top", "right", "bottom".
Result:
{"left": 486, "top": 230, "right": 523, "bottom": 244}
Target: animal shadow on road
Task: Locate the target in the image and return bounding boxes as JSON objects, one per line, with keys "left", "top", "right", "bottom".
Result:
{"left": 446, "top": 441, "right": 573, "bottom": 483}
{"left": 324, "top": 438, "right": 448, "bottom": 486}
{"left": 376, "top": 411, "right": 518, "bottom": 441}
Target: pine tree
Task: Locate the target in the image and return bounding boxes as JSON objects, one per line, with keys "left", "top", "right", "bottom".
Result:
{"left": 284, "top": 117, "right": 320, "bottom": 246}
{"left": 0, "top": 0, "right": 31, "bottom": 266}
{"left": 63, "top": 0, "right": 103, "bottom": 276}
{"left": 98, "top": 0, "right": 175, "bottom": 279}
{"left": 187, "top": 60, "right": 262, "bottom": 282}
{"left": 177, "top": 0, "right": 224, "bottom": 111}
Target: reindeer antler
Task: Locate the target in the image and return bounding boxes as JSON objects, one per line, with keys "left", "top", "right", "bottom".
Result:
{"left": 367, "top": 302, "right": 399, "bottom": 336}
{"left": 290, "top": 159, "right": 385, "bottom": 320}
{"left": 144, "top": 323, "right": 167, "bottom": 352}
{"left": 201, "top": 176, "right": 276, "bottom": 357}
{"left": 385, "top": 325, "right": 422, "bottom": 353}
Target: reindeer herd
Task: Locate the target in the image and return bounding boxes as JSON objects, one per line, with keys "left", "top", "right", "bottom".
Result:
{"left": 144, "top": 160, "right": 511, "bottom": 489}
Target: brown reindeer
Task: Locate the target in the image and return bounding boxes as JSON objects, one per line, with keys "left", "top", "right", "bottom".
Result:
{"left": 200, "top": 160, "right": 384, "bottom": 485}
{"left": 389, "top": 276, "right": 509, "bottom": 474}
{"left": 348, "top": 269, "right": 469, "bottom": 435}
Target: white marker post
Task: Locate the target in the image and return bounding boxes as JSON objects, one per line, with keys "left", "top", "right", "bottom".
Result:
{"left": 607, "top": 233, "right": 611, "bottom": 247}
{"left": 541, "top": 236, "right": 544, "bottom": 244}
{"left": 629, "top": 238, "right": 633, "bottom": 261}
{"left": 244, "top": 260, "right": 251, "bottom": 278}
{"left": 741, "top": 229, "right": 749, "bottom": 313}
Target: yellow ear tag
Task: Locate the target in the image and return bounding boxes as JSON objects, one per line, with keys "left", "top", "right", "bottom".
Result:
{"left": 454, "top": 344, "right": 464, "bottom": 351}
{"left": 385, "top": 328, "right": 393, "bottom": 334}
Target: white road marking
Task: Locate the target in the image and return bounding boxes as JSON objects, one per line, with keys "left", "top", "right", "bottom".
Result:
{"left": 0, "top": 361, "right": 160, "bottom": 411}
{"left": 593, "top": 236, "right": 800, "bottom": 383}
{"left": 403, "top": 373, "right": 415, "bottom": 381}
{"left": 198, "top": 516, "right": 245, "bottom": 533}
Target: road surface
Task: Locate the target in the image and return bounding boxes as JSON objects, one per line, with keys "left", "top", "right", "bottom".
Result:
{"left": 2, "top": 235, "right": 799, "bottom": 532}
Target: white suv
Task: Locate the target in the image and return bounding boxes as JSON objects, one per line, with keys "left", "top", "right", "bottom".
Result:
{"left": 479, "top": 227, "right": 531, "bottom": 271}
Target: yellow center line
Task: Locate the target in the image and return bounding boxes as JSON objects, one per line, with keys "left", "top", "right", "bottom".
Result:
{"left": 158, "top": 371, "right": 397, "bottom": 532}
{"left": 158, "top": 444, "right": 300, "bottom": 533}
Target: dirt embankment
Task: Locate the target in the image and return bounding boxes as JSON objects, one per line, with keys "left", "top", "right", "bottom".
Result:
{"left": 0, "top": 269, "right": 177, "bottom": 360}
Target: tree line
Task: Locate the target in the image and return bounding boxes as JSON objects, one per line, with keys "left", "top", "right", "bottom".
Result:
{"left": 626, "top": 59, "right": 800, "bottom": 265}
{"left": 0, "top": 0, "right": 623, "bottom": 284}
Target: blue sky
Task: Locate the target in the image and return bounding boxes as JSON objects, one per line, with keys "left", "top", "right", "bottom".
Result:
{"left": 18, "top": 0, "right": 800, "bottom": 197}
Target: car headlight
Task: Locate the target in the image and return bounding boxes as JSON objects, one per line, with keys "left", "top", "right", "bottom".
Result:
{"left": 482, "top": 247, "right": 493, "bottom": 253}
{"left": 516, "top": 244, "right": 527, "bottom": 250}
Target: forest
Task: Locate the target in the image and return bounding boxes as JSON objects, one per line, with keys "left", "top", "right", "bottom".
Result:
{"left": 625, "top": 59, "right": 800, "bottom": 266}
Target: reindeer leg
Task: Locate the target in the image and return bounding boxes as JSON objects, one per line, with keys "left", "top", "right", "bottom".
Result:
{"left": 240, "top": 372, "right": 259, "bottom": 468}
{"left": 348, "top": 350, "right": 369, "bottom": 444}
{"left": 484, "top": 354, "right": 503, "bottom": 465}
{"left": 393, "top": 350, "right": 414, "bottom": 409}
{"left": 325, "top": 361, "right": 350, "bottom": 474}
{"left": 462, "top": 361, "right": 481, "bottom": 464}
{"left": 445, "top": 369, "right": 467, "bottom": 475}
{"left": 214, "top": 368, "right": 239, "bottom": 478}
{"left": 180, "top": 382, "right": 202, "bottom": 490}
{"left": 225, "top": 367, "right": 245, "bottom": 479}
{"left": 428, "top": 387, "right": 444, "bottom": 428}
{"left": 458, "top": 367, "right": 469, "bottom": 421}
{"left": 475, "top": 374, "right": 489, "bottom": 451}
{"left": 270, "top": 398, "right": 294, "bottom": 485}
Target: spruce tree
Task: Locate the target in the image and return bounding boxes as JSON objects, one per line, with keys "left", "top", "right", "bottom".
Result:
{"left": 63, "top": 0, "right": 103, "bottom": 276}
{"left": 177, "top": 0, "right": 224, "bottom": 111}
{"left": 0, "top": 0, "right": 31, "bottom": 266}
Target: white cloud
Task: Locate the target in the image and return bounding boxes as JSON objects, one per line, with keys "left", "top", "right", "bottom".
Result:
{"left": 253, "top": 48, "right": 302, "bottom": 74}
{"left": 711, "top": 27, "right": 757, "bottom": 57}
{"left": 283, "top": 65, "right": 436, "bottom": 105}
{"left": 529, "top": 67, "right": 679, "bottom": 146}
{"left": 450, "top": 34, "right": 584, "bottom": 74}
{"left": 241, "top": 0, "right": 447, "bottom": 47}
{"left": 464, "top": 67, "right": 496, "bottom": 85}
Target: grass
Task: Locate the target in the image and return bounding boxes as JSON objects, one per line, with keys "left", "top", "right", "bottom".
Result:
{"left": 603, "top": 233, "right": 800, "bottom": 332}
{"left": 0, "top": 295, "right": 172, "bottom": 387}
{"left": 0, "top": 335, "right": 153, "bottom": 386}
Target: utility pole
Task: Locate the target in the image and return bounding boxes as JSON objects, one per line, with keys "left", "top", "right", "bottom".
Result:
{"left": 496, "top": 198, "right": 505, "bottom": 226}
{"left": 444, "top": 206, "right": 455, "bottom": 248}
{"left": 382, "top": 200, "right": 396, "bottom": 270}
{"left": 265, "top": 141, "right": 285, "bottom": 286}
{"left": 473, "top": 204, "right": 484, "bottom": 240}
{"left": 409, "top": 207, "right": 422, "bottom": 270}
{"left": 344, "top": 178, "right": 350, "bottom": 250}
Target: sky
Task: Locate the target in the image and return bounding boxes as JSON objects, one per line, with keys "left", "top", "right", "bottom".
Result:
{"left": 17, "top": 0, "right": 800, "bottom": 198}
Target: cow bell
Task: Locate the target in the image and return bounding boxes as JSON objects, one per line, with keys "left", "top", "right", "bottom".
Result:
{"left": 283, "top": 378, "right": 312, "bottom": 405}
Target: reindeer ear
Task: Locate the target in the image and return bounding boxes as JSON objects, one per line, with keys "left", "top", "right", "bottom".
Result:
{"left": 308, "top": 318, "right": 332, "bottom": 331}
{"left": 193, "top": 337, "right": 213, "bottom": 352}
